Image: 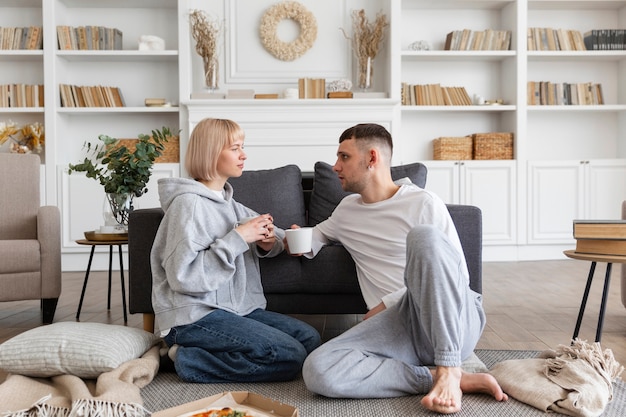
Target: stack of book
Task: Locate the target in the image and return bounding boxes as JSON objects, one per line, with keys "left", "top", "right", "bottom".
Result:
{"left": 401, "top": 83, "right": 472, "bottom": 106}
{"left": 527, "top": 28, "right": 586, "bottom": 51}
{"left": 298, "top": 78, "right": 326, "bottom": 99}
{"left": 444, "top": 29, "right": 512, "bottom": 51}
{"left": 59, "top": 84, "right": 125, "bottom": 107}
{"left": 573, "top": 220, "right": 626, "bottom": 256}
{"left": 0, "top": 26, "right": 43, "bottom": 50}
{"left": 527, "top": 81, "right": 604, "bottom": 106}
{"left": 56, "top": 25, "right": 122, "bottom": 50}
{"left": 0, "top": 84, "right": 44, "bottom": 107}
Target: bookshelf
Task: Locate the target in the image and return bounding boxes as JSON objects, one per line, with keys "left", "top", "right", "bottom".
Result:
{"left": 1, "top": 0, "right": 626, "bottom": 266}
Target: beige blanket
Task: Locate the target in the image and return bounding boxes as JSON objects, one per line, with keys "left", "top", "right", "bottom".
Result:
{"left": 490, "top": 339, "right": 624, "bottom": 417}
{"left": 0, "top": 345, "right": 159, "bottom": 417}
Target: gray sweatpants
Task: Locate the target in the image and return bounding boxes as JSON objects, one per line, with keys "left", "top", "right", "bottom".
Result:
{"left": 302, "top": 225, "right": 486, "bottom": 398}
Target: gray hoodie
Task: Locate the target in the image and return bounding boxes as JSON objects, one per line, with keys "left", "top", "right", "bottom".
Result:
{"left": 150, "top": 177, "right": 285, "bottom": 334}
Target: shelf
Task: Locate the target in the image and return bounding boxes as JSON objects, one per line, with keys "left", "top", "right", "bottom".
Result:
{"left": 527, "top": 104, "right": 626, "bottom": 112}
{"left": 528, "top": 1, "right": 626, "bottom": 11}
{"left": 56, "top": 50, "right": 178, "bottom": 62}
{"left": 57, "top": 0, "right": 176, "bottom": 8}
{"left": 57, "top": 106, "right": 179, "bottom": 114}
{"left": 0, "top": 107, "right": 44, "bottom": 114}
{"left": 401, "top": 51, "right": 516, "bottom": 61}
{"left": 528, "top": 51, "right": 626, "bottom": 61}
{"left": 0, "top": 51, "right": 43, "bottom": 62}
{"left": 401, "top": 105, "right": 516, "bottom": 112}
{"left": 402, "top": 0, "right": 515, "bottom": 10}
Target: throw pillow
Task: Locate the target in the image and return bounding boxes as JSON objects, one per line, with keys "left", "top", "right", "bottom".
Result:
{"left": 308, "top": 161, "right": 428, "bottom": 225}
{"left": 0, "top": 322, "right": 159, "bottom": 378}
{"left": 228, "top": 164, "right": 306, "bottom": 230}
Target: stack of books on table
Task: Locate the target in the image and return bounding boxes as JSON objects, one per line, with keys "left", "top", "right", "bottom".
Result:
{"left": 573, "top": 220, "right": 626, "bottom": 256}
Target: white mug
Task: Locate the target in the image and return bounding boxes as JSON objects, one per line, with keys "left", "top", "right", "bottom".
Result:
{"left": 285, "top": 228, "right": 313, "bottom": 253}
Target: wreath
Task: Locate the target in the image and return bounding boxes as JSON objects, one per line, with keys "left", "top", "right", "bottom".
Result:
{"left": 259, "top": 1, "right": 317, "bottom": 61}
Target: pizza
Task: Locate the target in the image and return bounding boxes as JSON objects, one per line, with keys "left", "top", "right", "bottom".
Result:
{"left": 187, "top": 407, "right": 254, "bottom": 417}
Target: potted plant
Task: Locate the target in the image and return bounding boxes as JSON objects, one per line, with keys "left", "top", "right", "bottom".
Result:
{"left": 68, "top": 126, "right": 174, "bottom": 230}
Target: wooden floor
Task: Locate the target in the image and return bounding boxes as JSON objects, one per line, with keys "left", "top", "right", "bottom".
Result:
{"left": 1, "top": 259, "right": 625, "bottom": 375}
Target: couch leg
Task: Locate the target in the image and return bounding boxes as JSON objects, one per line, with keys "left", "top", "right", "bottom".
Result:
{"left": 41, "top": 298, "right": 58, "bottom": 324}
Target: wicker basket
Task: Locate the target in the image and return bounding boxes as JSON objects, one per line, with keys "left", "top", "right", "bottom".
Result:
{"left": 433, "top": 136, "right": 473, "bottom": 160}
{"left": 472, "top": 132, "right": 513, "bottom": 160}
{"left": 116, "top": 136, "right": 179, "bottom": 163}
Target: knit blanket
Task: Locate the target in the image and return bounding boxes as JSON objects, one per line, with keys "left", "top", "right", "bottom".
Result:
{"left": 489, "top": 339, "right": 624, "bottom": 417}
{"left": 0, "top": 345, "right": 159, "bottom": 417}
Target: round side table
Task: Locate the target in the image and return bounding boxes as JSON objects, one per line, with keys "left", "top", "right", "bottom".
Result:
{"left": 76, "top": 238, "right": 129, "bottom": 323}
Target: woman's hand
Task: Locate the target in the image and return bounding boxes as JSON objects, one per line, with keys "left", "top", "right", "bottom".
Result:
{"left": 235, "top": 214, "right": 275, "bottom": 250}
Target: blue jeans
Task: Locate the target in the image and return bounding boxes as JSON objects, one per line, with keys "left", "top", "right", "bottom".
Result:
{"left": 164, "top": 308, "right": 321, "bottom": 383}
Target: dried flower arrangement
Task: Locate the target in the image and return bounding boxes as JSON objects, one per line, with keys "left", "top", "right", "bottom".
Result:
{"left": 0, "top": 120, "right": 44, "bottom": 153}
{"left": 341, "top": 9, "right": 389, "bottom": 90}
{"left": 189, "top": 9, "right": 222, "bottom": 90}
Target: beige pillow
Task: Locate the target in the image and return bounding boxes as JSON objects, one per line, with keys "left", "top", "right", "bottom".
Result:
{"left": 0, "top": 321, "right": 159, "bottom": 378}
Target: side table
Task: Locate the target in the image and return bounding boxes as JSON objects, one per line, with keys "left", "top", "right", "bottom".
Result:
{"left": 76, "top": 238, "right": 129, "bottom": 323}
{"left": 563, "top": 250, "right": 626, "bottom": 342}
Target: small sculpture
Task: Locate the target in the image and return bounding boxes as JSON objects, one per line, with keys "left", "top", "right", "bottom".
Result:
{"left": 408, "top": 40, "right": 430, "bottom": 51}
{"left": 138, "top": 35, "right": 165, "bottom": 51}
{"left": 327, "top": 79, "right": 353, "bottom": 92}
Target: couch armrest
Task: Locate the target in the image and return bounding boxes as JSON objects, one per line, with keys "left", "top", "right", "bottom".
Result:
{"left": 128, "top": 208, "right": 163, "bottom": 314}
{"left": 447, "top": 204, "right": 482, "bottom": 294}
{"left": 38, "top": 205, "right": 61, "bottom": 298}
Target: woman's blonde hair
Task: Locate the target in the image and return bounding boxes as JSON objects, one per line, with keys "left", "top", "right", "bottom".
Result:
{"left": 185, "top": 118, "right": 244, "bottom": 180}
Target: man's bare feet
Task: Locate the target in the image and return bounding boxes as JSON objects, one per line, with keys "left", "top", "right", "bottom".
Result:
{"left": 421, "top": 366, "right": 508, "bottom": 414}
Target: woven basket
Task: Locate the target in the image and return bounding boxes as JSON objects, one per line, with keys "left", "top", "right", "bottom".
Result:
{"left": 472, "top": 132, "right": 513, "bottom": 160}
{"left": 116, "top": 136, "right": 179, "bottom": 163}
{"left": 433, "top": 136, "right": 473, "bottom": 160}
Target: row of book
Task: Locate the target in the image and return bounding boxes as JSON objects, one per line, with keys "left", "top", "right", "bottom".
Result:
{"left": 527, "top": 28, "right": 586, "bottom": 51}
{"left": 56, "top": 25, "right": 122, "bottom": 51}
{"left": 584, "top": 29, "right": 626, "bottom": 51}
{"left": 527, "top": 81, "right": 604, "bottom": 106}
{"left": 573, "top": 220, "right": 626, "bottom": 256}
{"left": 401, "top": 83, "right": 472, "bottom": 106}
{"left": 0, "top": 26, "right": 43, "bottom": 50}
{"left": 59, "top": 84, "right": 125, "bottom": 108}
{"left": 0, "top": 84, "right": 44, "bottom": 108}
{"left": 444, "top": 29, "right": 512, "bottom": 51}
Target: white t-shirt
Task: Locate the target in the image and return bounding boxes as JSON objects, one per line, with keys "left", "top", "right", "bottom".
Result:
{"left": 307, "top": 179, "right": 467, "bottom": 310}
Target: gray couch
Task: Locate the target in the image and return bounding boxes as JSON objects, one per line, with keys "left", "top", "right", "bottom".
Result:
{"left": 128, "top": 162, "right": 482, "bottom": 331}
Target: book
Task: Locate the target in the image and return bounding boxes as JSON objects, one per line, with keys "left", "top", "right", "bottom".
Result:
{"left": 327, "top": 91, "right": 353, "bottom": 99}
{"left": 573, "top": 220, "right": 626, "bottom": 240}
{"left": 254, "top": 93, "right": 279, "bottom": 99}
{"left": 575, "top": 239, "right": 626, "bottom": 256}
{"left": 225, "top": 89, "right": 255, "bottom": 99}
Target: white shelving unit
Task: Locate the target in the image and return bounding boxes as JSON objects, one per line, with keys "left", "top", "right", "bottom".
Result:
{"left": 1, "top": 0, "right": 625, "bottom": 265}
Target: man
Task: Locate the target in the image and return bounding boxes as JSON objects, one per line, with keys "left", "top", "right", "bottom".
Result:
{"left": 291, "top": 123, "right": 507, "bottom": 414}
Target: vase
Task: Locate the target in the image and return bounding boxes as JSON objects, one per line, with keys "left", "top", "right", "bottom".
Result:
{"left": 203, "top": 56, "right": 219, "bottom": 92}
{"left": 356, "top": 55, "right": 373, "bottom": 91}
{"left": 103, "top": 193, "right": 134, "bottom": 232}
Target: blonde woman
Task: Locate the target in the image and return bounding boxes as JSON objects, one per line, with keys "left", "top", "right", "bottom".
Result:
{"left": 150, "top": 118, "right": 320, "bottom": 383}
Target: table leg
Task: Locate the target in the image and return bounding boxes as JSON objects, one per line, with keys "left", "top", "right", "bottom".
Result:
{"left": 118, "top": 245, "right": 128, "bottom": 323}
{"left": 107, "top": 245, "right": 113, "bottom": 310}
{"left": 76, "top": 245, "right": 96, "bottom": 321}
{"left": 572, "top": 261, "right": 596, "bottom": 341}
{"left": 595, "top": 263, "right": 613, "bottom": 343}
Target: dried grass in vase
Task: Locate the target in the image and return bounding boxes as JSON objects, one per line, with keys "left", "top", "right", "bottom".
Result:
{"left": 189, "top": 9, "right": 222, "bottom": 90}
{"left": 341, "top": 9, "right": 389, "bottom": 90}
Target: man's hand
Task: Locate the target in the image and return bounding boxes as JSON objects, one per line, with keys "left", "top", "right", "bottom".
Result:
{"left": 363, "top": 302, "right": 386, "bottom": 320}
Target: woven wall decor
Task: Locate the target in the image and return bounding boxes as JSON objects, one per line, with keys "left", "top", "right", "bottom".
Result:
{"left": 259, "top": 1, "right": 317, "bottom": 61}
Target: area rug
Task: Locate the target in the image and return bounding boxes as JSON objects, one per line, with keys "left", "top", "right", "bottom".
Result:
{"left": 141, "top": 349, "right": 626, "bottom": 416}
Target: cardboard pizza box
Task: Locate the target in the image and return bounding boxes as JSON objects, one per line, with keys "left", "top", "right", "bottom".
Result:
{"left": 152, "top": 391, "right": 299, "bottom": 417}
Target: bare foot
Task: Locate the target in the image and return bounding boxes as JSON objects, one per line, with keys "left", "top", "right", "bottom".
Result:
{"left": 421, "top": 366, "right": 508, "bottom": 414}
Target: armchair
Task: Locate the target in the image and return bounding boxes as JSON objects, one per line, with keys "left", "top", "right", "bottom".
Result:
{"left": 0, "top": 153, "right": 61, "bottom": 323}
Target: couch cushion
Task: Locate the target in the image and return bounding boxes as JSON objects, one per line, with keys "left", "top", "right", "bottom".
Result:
{"left": 228, "top": 165, "right": 306, "bottom": 230}
{"left": 308, "top": 161, "right": 428, "bottom": 225}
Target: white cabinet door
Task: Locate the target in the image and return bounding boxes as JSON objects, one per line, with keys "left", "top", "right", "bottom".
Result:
{"left": 424, "top": 160, "right": 516, "bottom": 245}
{"left": 528, "top": 159, "right": 626, "bottom": 244}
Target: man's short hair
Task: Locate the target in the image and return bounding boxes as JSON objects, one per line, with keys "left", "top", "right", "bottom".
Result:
{"left": 339, "top": 123, "right": 393, "bottom": 161}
